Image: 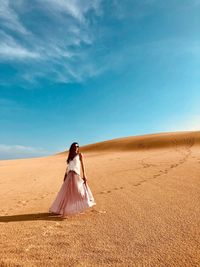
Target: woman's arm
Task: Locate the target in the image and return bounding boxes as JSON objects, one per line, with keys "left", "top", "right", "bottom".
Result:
{"left": 79, "top": 153, "right": 87, "bottom": 183}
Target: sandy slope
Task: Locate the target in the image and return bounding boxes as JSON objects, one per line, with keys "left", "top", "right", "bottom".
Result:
{"left": 0, "top": 131, "right": 200, "bottom": 266}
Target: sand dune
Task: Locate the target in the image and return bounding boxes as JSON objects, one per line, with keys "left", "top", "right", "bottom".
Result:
{"left": 0, "top": 131, "right": 200, "bottom": 266}
{"left": 58, "top": 130, "right": 200, "bottom": 154}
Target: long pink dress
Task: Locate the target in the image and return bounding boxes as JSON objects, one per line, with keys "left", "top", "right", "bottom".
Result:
{"left": 49, "top": 155, "right": 96, "bottom": 216}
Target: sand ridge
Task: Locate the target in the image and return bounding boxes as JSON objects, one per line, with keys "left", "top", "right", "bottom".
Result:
{"left": 56, "top": 130, "right": 200, "bottom": 154}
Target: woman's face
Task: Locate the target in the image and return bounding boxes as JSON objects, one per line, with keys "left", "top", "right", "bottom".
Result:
{"left": 75, "top": 144, "right": 79, "bottom": 153}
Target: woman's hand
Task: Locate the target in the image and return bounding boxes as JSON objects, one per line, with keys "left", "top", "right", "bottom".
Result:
{"left": 82, "top": 175, "right": 87, "bottom": 184}
{"left": 63, "top": 172, "right": 67, "bottom": 182}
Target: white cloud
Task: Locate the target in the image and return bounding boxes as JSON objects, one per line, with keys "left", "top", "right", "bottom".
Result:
{"left": 0, "top": 0, "right": 103, "bottom": 83}
{"left": 0, "top": 42, "right": 40, "bottom": 60}
{"left": 0, "top": 0, "right": 29, "bottom": 34}
{"left": 0, "top": 30, "right": 40, "bottom": 60}
{"left": 0, "top": 144, "right": 48, "bottom": 160}
{"left": 42, "top": 0, "right": 102, "bottom": 22}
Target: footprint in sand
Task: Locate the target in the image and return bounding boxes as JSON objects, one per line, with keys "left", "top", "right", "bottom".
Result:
{"left": 91, "top": 209, "right": 106, "bottom": 214}
{"left": 170, "top": 164, "right": 176, "bottom": 168}
{"left": 134, "top": 180, "right": 146, "bottom": 186}
{"left": 114, "top": 187, "right": 124, "bottom": 190}
{"left": 17, "top": 200, "right": 29, "bottom": 206}
{"left": 134, "top": 183, "right": 141, "bottom": 186}
{"left": 153, "top": 174, "right": 161, "bottom": 178}
{"left": 161, "top": 169, "right": 168, "bottom": 174}
{"left": 100, "top": 190, "right": 111, "bottom": 194}
{"left": 100, "top": 186, "right": 124, "bottom": 194}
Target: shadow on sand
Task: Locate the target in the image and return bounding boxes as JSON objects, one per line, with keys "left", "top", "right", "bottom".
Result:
{"left": 0, "top": 212, "right": 65, "bottom": 223}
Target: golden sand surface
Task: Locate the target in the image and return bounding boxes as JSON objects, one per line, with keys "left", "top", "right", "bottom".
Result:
{"left": 0, "top": 131, "right": 200, "bottom": 266}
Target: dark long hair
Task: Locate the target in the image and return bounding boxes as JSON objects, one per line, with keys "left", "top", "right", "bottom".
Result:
{"left": 67, "top": 142, "right": 79, "bottom": 164}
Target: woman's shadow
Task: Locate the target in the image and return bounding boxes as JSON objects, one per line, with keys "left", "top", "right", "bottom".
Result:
{"left": 0, "top": 212, "right": 65, "bottom": 223}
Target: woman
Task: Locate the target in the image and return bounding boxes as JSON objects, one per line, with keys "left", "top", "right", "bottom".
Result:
{"left": 49, "top": 142, "right": 96, "bottom": 218}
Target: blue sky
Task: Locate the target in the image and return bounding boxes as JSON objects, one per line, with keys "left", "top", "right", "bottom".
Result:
{"left": 0, "top": 0, "right": 200, "bottom": 160}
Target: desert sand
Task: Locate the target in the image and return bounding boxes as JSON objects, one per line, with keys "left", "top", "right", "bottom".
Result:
{"left": 0, "top": 131, "right": 200, "bottom": 266}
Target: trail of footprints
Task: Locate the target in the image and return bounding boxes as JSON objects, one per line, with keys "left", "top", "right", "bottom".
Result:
{"left": 99, "top": 140, "right": 194, "bottom": 194}
{"left": 0, "top": 191, "right": 57, "bottom": 215}
{"left": 16, "top": 193, "right": 53, "bottom": 208}
{"left": 100, "top": 187, "right": 124, "bottom": 194}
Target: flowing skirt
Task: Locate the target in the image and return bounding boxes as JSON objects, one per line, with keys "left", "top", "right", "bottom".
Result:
{"left": 49, "top": 171, "right": 96, "bottom": 216}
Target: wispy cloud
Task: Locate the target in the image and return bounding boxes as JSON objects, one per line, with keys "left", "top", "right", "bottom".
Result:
{"left": 0, "top": 0, "right": 103, "bottom": 84}
{"left": 0, "top": 31, "right": 40, "bottom": 60}
{"left": 43, "top": 0, "right": 101, "bottom": 22}
{"left": 0, "top": 0, "right": 29, "bottom": 34}
{"left": 0, "top": 144, "right": 48, "bottom": 160}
